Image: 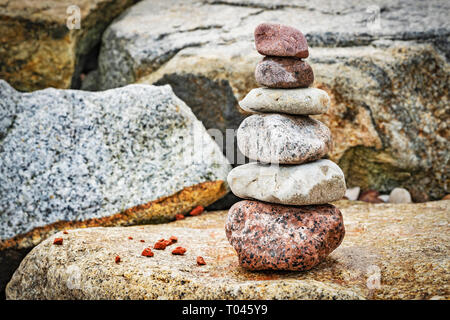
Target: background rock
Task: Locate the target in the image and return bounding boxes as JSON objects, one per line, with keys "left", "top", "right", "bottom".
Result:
{"left": 93, "top": 0, "right": 449, "bottom": 200}
{"left": 6, "top": 200, "right": 450, "bottom": 300}
{"left": 0, "top": 0, "right": 138, "bottom": 91}
{"left": 0, "top": 80, "right": 230, "bottom": 294}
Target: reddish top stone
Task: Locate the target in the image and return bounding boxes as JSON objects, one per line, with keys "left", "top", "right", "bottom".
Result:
{"left": 254, "top": 23, "right": 309, "bottom": 58}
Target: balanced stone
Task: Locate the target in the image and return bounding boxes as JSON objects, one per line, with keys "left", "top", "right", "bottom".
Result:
{"left": 227, "top": 160, "right": 346, "bottom": 205}
{"left": 226, "top": 200, "right": 345, "bottom": 271}
{"left": 254, "top": 23, "right": 309, "bottom": 58}
{"left": 239, "top": 87, "right": 330, "bottom": 115}
{"left": 255, "top": 57, "right": 314, "bottom": 88}
{"left": 237, "top": 114, "right": 331, "bottom": 164}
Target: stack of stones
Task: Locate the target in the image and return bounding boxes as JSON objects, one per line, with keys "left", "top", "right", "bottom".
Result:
{"left": 225, "top": 23, "right": 347, "bottom": 271}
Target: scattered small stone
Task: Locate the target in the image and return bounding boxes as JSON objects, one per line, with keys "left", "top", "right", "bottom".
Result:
{"left": 172, "top": 247, "right": 187, "bottom": 255}
{"left": 169, "top": 236, "right": 178, "bottom": 244}
{"left": 345, "top": 187, "right": 360, "bottom": 201}
{"left": 255, "top": 57, "right": 314, "bottom": 88}
{"left": 128, "top": 236, "right": 133, "bottom": 240}
{"left": 358, "top": 190, "right": 383, "bottom": 203}
{"left": 140, "top": 240, "right": 145, "bottom": 243}
{"left": 63, "top": 231, "right": 68, "bottom": 235}
{"left": 141, "top": 248, "right": 154, "bottom": 257}
{"left": 175, "top": 214, "right": 185, "bottom": 220}
{"left": 442, "top": 194, "right": 450, "bottom": 200}
{"left": 190, "top": 206, "right": 204, "bottom": 216}
{"left": 115, "top": 256, "right": 121, "bottom": 264}
{"left": 388, "top": 188, "right": 412, "bottom": 204}
{"left": 197, "top": 256, "right": 206, "bottom": 266}
{"left": 378, "top": 195, "right": 390, "bottom": 202}
{"left": 153, "top": 239, "right": 168, "bottom": 250}
{"left": 254, "top": 22, "right": 309, "bottom": 58}
{"left": 53, "top": 238, "right": 63, "bottom": 245}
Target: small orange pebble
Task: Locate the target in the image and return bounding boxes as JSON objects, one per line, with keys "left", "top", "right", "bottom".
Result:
{"left": 153, "top": 239, "right": 168, "bottom": 250}
{"left": 115, "top": 256, "right": 121, "bottom": 263}
{"left": 197, "top": 256, "right": 206, "bottom": 265}
{"left": 169, "top": 236, "right": 178, "bottom": 244}
{"left": 63, "top": 230, "right": 68, "bottom": 234}
{"left": 53, "top": 238, "right": 63, "bottom": 245}
{"left": 140, "top": 240, "right": 145, "bottom": 243}
{"left": 141, "top": 248, "right": 154, "bottom": 257}
{"left": 128, "top": 236, "right": 133, "bottom": 240}
{"left": 189, "top": 205, "right": 204, "bottom": 216}
{"left": 175, "top": 214, "right": 185, "bottom": 220}
{"left": 172, "top": 246, "right": 187, "bottom": 255}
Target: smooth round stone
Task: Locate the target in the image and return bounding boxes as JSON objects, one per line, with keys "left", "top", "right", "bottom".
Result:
{"left": 237, "top": 114, "right": 332, "bottom": 164}
{"left": 239, "top": 87, "right": 330, "bottom": 115}
{"left": 255, "top": 57, "right": 314, "bottom": 88}
{"left": 225, "top": 200, "right": 345, "bottom": 271}
{"left": 254, "top": 23, "right": 309, "bottom": 58}
{"left": 227, "top": 160, "right": 346, "bottom": 205}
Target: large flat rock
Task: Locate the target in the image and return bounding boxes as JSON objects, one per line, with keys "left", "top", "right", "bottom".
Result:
{"left": 6, "top": 200, "right": 449, "bottom": 300}
{"left": 95, "top": 0, "right": 449, "bottom": 200}
{"left": 0, "top": 0, "right": 138, "bottom": 91}
{"left": 0, "top": 80, "right": 231, "bottom": 296}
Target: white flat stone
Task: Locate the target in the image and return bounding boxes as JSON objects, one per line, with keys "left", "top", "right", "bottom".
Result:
{"left": 228, "top": 159, "right": 346, "bottom": 205}
{"left": 345, "top": 187, "right": 360, "bottom": 201}
{"left": 239, "top": 87, "right": 330, "bottom": 115}
{"left": 388, "top": 188, "right": 412, "bottom": 203}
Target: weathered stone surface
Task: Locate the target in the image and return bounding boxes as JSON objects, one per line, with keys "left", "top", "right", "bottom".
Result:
{"left": 0, "top": 0, "right": 138, "bottom": 91}
{"left": 239, "top": 87, "right": 330, "bottom": 115}
{"left": 254, "top": 22, "right": 309, "bottom": 58}
{"left": 388, "top": 187, "right": 412, "bottom": 204}
{"left": 6, "top": 200, "right": 450, "bottom": 300}
{"left": 255, "top": 57, "right": 314, "bottom": 88}
{"left": 237, "top": 114, "right": 332, "bottom": 164}
{"left": 226, "top": 201, "right": 345, "bottom": 271}
{"left": 228, "top": 160, "right": 346, "bottom": 205}
{"left": 96, "top": 0, "right": 449, "bottom": 200}
{"left": 0, "top": 80, "right": 230, "bottom": 252}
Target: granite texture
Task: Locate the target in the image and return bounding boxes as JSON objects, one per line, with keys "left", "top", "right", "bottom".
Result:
{"left": 0, "top": 80, "right": 231, "bottom": 249}
{"left": 239, "top": 87, "right": 330, "bottom": 115}
{"left": 98, "top": 0, "right": 449, "bottom": 200}
{"left": 255, "top": 57, "right": 314, "bottom": 88}
{"left": 0, "top": 0, "right": 138, "bottom": 91}
{"left": 6, "top": 200, "right": 449, "bottom": 300}
{"left": 226, "top": 201, "right": 345, "bottom": 271}
{"left": 237, "top": 114, "right": 332, "bottom": 164}
{"left": 228, "top": 160, "right": 346, "bottom": 205}
{"left": 254, "top": 23, "right": 309, "bottom": 58}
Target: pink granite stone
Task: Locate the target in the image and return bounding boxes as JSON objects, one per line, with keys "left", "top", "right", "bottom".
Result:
{"left": 255, "top": 57, "right": 314, "bottom": 88}
{"left": 225, "top": 200, "right": 345, "bottom": 271}
{"left": 255, "top": 23, "right": 309, "bottom": 58}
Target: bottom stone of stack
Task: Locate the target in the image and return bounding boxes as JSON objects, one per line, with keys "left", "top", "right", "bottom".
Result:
{"left": 225, "top": 200, "right": 345, "bottom": 271}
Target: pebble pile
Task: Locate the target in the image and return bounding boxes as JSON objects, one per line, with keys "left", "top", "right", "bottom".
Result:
{"left": 225, "top": 23, "right": 347, "bottom": 271}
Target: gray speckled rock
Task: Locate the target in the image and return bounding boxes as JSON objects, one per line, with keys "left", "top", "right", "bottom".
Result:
{"left": 228, "top": 160, "right": 346, "bottom": 205}
{"left": 237, "top": 114, "right": 332, "bottom": 164}
{"left": 0, "top": 80, "right": 230, "bottom": 248}
{"left": 239, "top": 87, "right": 330, "bottom": 115}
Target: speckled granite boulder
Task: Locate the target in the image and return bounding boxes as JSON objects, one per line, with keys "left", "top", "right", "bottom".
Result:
{"left": 228, "top": 160, "right": 346, "bottom": 205}
{"left": 239, "top": 87, "right": 330, "bottom": 115}
{"left": 0, "top": 80, "right": 230, "bottom": 252}
{"left": 255, "top": 57, "right": 314, "bottom": 88}
{"left": 226, "top": 200, "right": 345, "bottom": 271}
{"left": 255, "top": 23, "right": 309, "bottom": 58}
{"left": 6, "top": 201, "right": 450, "bottom": 300}
{"left": 0, "top": 0, "right": 138, "bottom": 91}
{"left": 237, "top": 114, "right": 332, "bottom": 164}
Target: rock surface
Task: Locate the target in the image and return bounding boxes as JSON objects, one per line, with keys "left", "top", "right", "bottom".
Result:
{"left": 237, "top": 114, "right": 331, "bottom": 164}
{"left": 239, "top": 87, "right": 330, "bottom": 115}
{"left": 255, "top": 57, "right": 314, "bottom": 88}
{"left": 226, "top": 201, "right": 345, "bottom": 271}
{"left": 6, "top": 200, "right": 450, "bottom": 300}
{"left": 228, "top": 160, "right": 346, "bottom": 205}
{"left": 95, "top": 0, "right": 449, "bottom": 200}
{"left": 0, "top": 0, "right": 138, "bottom": 91}
{"left": 0, "top": 80, "right": 230, "bottom": 251}
{"left": 255, "top": 23, "right": 309, "bottom": 58}
{"left": 388, "top": 188, "right": 412, "bottom": 204}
